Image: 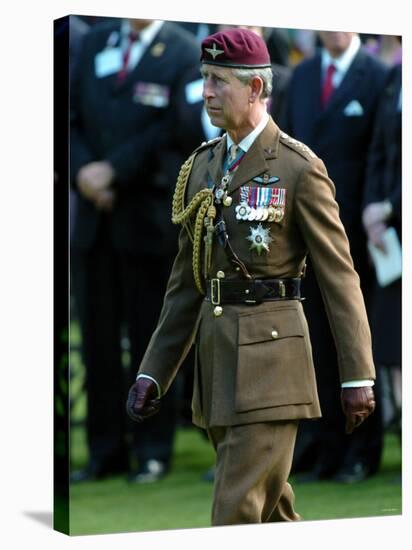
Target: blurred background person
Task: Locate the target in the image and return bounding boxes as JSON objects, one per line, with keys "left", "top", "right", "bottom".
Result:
{"left": 178, "top": 21, "right": 219, "bottom": 43}
{"left": 281, "top": 31, "right": 389, "bottom": 482}
{"left": 70, "top": 16, "right": 199, "bottom": 483}
{"left": 361, "top": 33, "right": 402, "bottom": 67}
{"left": 362, "top": 48, "right": 402, "bottom": 441}
{"left": 69, "top": 16, "right": 90, "bottom": 240}
{"left": 287, "top": 28, "right": 317, "bottom": 65}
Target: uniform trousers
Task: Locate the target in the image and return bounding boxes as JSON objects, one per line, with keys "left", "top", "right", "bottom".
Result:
{"left": 71, "top": 217, "right": 178, "bottom": 470}
{"left": 207, "top": 420, "right": 300, "bottom": 525}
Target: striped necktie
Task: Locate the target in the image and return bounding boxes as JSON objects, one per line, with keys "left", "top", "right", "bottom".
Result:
{"left": 117, "top": 30, "right": 139, "bottom": 82}
{"left": 224, "top": 144, "right": 245, "bottom": 174}
{"left": 321, "top": 63, "right": 336, "bottom": 108}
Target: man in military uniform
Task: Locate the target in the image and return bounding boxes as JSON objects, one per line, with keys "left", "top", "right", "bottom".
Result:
{"left": 126, "top": 28, "right": 376, "bottom": 525}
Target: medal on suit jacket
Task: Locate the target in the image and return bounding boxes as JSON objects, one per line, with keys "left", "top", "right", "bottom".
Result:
{"left": 246, "top": 223, "right": 273, "bottom": 255}
{"left": 236, "top": 185, "right": 286, "bottom": 223}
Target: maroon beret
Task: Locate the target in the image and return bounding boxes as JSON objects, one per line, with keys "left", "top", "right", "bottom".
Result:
{"left": 201, "top": 28, "right": 271, "bottom": 69}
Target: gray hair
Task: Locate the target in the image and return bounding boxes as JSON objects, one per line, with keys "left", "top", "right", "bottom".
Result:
{"left": 231, "top": 67, "right": 273, "bottom": 99}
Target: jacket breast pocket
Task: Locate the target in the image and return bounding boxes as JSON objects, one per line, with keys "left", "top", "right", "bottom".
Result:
{"left": 235, "top": 305, "right": 313, "bottom": 413}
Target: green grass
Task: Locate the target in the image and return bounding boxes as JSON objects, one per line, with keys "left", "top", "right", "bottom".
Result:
{"left": 69, "top": 427, "right": 215, "bottom": 535}
{"left": 69, "top": 426, "right": 401, "bottom": 536}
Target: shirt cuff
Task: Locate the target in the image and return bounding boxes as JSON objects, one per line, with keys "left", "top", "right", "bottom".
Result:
{"left": 136, "top": 374, "right": 162, "bottom": 398}
{"left": 341, "top": 379, "right": 375, "bottom": 388}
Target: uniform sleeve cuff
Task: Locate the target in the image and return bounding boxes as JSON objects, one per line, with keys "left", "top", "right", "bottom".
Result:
{"left": 136, "top": 374, "right": 162, "bottom": 398}
{"left": 341, "top": 379, "right": 375, "bottom": 388}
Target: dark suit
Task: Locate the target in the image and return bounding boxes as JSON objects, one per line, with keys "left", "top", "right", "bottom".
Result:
{"left": 282, "top": 45, "right": 388, "bottom": 478}
{"left": 364, "top": 64, "right": 402, "bottom": 367}
{"left": 70, "top": 19, "right": 199, "bottom": 474}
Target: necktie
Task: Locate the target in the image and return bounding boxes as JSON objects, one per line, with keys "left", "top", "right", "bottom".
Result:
{"left": 117, "top": 30, "right": 139, "bottom": 82}
{"left": 225, "top": 144, "right": 245, "bottom": 174}
{"left": 321, "top": 63, "right": 336, "bottom": 108}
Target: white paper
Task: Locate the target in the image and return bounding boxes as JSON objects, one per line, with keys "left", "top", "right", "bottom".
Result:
{"left": 367, "top": 226, "right": 402, "bottom": 287}
{"left": 94, "top": 48, "right": 122, "bottom": 78}
{"left": 185, "top": 78, "right": 204, "bottom": 104}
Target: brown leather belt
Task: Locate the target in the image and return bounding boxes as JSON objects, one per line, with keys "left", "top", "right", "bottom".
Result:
{"left": 205, "top": 278, "right": 302, "bottom": 305}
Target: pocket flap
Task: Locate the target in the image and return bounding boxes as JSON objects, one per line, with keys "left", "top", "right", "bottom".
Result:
{"left": 238, "top": 306, "right": 304, "bottom": 345}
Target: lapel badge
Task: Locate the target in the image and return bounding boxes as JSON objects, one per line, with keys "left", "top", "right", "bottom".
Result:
{"left": 151, "top": 42, "right": 166, "bottom": 57}
{"left": 246, "top": 223, "right": 273, "bottom": 255}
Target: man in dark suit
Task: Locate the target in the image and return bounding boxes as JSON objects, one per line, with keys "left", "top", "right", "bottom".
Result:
{"left": 70, "top": 17, "right": 199, "bottom": 482}
{"left": 282, "top": 31, "right": 389, "bottom": 482}
{"left": 126, "top": 28, "right": 376, "bottom": 525}
{"left": 362, "top": 60, "right": 402, "bottom": 436}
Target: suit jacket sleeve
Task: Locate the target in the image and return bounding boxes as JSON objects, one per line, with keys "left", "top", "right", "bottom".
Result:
{"left": 69, "top": 31, "right": 95, "bottom": 185}
{"left": 295, "top": 158, "right": 375, "bottom": 382}
{"left": 137, "top": 226, "right": 204, "bottom": 393}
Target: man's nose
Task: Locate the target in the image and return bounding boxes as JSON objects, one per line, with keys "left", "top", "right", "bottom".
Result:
{"left": 202, "top": 79, "right": 214, "bottom": 100}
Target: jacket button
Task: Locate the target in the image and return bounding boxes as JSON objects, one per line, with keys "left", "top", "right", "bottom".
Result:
{"left": 217, "top": 271, "right": 225, "bottom": 279}
{"left": 214, "top": 306, "right": 223, "bottom": 317}
{"left": 271, "top": 330, "right": 279, "bottom": 339}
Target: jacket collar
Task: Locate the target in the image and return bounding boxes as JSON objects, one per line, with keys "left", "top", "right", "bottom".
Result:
{"left": 206, "top": 116, "right": 280, "bottom": 196}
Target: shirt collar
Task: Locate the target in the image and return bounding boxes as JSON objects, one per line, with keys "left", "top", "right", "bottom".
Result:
{"left": 121, "top": 19, "right": 164, "bottom": 45}
{"left": 321, "top": 34, "right": 361, "bottom": 75}
{"left": 226, "top": 111, "right": 270, "bottom": 153}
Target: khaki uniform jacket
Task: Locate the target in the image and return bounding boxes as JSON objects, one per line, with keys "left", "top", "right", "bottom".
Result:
{"left": 138, "top": 117, "right": 375, "bottom": 429}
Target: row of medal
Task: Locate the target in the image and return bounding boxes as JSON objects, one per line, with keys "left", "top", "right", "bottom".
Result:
{"left": 235, "top": 185, "right": 286, "bottom": 223}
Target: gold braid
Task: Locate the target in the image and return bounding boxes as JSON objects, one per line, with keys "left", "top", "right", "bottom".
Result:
{"left": 171, "top": 153, "right": 215, "bottom": 294}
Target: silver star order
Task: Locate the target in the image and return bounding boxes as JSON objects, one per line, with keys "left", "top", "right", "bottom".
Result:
{"left": 246, "top": 223, "right": 273, "bottom": 255}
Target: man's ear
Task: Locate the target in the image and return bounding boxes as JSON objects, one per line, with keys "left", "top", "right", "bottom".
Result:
{"left": 249, "top": 76, "right": 264, "bottom": 103}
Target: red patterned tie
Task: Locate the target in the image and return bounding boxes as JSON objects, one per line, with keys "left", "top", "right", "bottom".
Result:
{"left": 117, "top": 30, "right": 139, "bottom": 82}
{"left": 321, "top": 63, "right": 336, "bottom": 108}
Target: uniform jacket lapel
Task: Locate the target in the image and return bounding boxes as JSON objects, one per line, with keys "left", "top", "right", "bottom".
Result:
{"left": 207, "top": 134, "right": 227, "bottom": 187}
{"left": 228, "top": 117, "right": 279, "bottom": 195}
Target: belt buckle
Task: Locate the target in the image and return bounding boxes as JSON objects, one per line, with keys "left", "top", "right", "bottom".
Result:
{"left": 211, "top": 278, "right": 221, "bottom": 305}
{"left": 279, "top": 281, "right": 286, "bottom": 298}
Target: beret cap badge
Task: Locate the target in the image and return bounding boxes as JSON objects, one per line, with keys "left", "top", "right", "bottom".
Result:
{"left": 204, "top": 43, "right": 225, "bottom": 59}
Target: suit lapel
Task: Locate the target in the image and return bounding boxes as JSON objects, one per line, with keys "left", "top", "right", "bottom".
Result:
{"left": 228, "top": 118, "right": 280, "bottom": 196}
{"left": 309, "top": 56, "right": 324, "bottom": 118}
{"left": 112, "top": 24, "right": 168, "bottom": 93}
{"left": 322, "top": 48, "right": 368, "bottom": 115}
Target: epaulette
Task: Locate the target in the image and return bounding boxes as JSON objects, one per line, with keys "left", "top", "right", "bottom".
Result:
{"left": 279, "top": 132, "right": 317, "bottom": 161}
{"left": 192, "top": 135, "right": 223, "bottom": 155}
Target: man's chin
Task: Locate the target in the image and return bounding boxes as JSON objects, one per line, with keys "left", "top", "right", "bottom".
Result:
{"left": 208, "top": 114, "right": 224, "bottom": 128}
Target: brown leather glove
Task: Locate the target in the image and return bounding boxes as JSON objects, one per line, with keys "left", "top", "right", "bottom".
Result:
{"left": 126, "top": 377, "right": 161, "bottom": 423}
{"left": 341, "top": 386, "right": 376, "bottom": 434}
